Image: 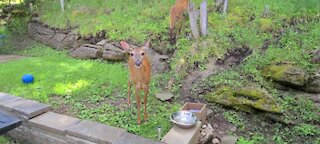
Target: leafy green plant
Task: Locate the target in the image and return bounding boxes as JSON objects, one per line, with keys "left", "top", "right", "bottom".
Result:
{"left": 294, "top": 123, "right": 319, "bottom": 136}
{"left": 224, "top": 111, "right": 246, "bottom": 131}
{"left": 237, "top": 134, "right": 267, "bottom": 144}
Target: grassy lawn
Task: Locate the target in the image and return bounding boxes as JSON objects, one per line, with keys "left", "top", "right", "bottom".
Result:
{"left": 1, "top": 0, "right": 320, "bottom": 142}
{"left": 0, "top": 45, "right": 180, "bottom": 139}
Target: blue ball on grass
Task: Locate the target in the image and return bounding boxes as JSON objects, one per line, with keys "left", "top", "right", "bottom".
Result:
{"left": 22, "top": 74, "right": 34, "bottom": 84}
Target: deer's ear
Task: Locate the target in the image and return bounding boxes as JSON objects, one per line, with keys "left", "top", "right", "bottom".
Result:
{"left": 120, "top": 41, "right": 131, "bottom": 51}
{"left": 143, "top": 39, "right": 151, "bottom": 50}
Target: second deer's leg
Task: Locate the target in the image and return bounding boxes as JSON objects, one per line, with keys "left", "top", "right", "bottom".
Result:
{"left": 135, "top": 88, "right": 141, "bottom": 124}
{"left": 127, "top": 80, "right": 132, "bottom": 108}
{"left": 143, "top": 87, "right": 149, "bottom": 122}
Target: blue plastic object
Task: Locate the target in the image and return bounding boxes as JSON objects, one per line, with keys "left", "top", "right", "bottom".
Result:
{"left": 22, "top": 74, "right": 34, "bottom": 84}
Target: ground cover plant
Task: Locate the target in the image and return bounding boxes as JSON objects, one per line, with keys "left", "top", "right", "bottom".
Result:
{"left": 0, "top": 0, "right": 319, "bottom": 143}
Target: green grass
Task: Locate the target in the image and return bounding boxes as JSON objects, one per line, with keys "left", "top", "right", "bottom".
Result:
{"left": 0, "top": 45, "right": 128, "bottom": 102}
{"left": 36, "top": 0, "right": 177, "bottom": 44}
{"left": 0, "top": 45, "right": 180, "bottom": 139}
{"left": 0, "top": 136, "right": 10, "bottom": 144}
{"left": 294, "top": 123, "right": 320, "bottom": 136}
{"left": 237, "top": 134, "right": 267, "bottom": 144}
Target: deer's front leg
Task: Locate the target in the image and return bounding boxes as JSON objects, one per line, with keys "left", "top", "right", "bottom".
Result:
{"left": 127, "top": 80, "right": 132, "bottom": 108}
{"left": 143, "top": 87, "right": 149, "bottom": 122}
{"left": 135, "top": 88, "right": 141, "bottom": 124}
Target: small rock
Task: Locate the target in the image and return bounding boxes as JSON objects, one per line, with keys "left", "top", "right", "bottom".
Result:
{"left": 199, "top": 124, "right": 214, "bottom": 144}
{"left": 221, "top": 136, "right": 238, "bottom": 144}
{"left": 155, "top": 92, "right": 174, "bottom": 101}
{"left": 207, "top": 108, "right": 214, "bottom": 117}
{"left": 202, "top": 124, "right": 207, "bottom": 129}
{"left": 229, "top": 126, "right": 237, "bottom": 132}
{"left": 212, "top": 138, "right": 220, "bottom": 144}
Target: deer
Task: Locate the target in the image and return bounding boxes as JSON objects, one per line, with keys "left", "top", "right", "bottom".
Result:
{"left": 169, "top": 0, "right": 189, "bottom": 44}
{"left": 120, "top": 39, "right": 151, "bottom": 124}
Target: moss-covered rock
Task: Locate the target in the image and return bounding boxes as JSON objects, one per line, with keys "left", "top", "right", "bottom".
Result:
{"left": 205, "top": 86, "right": 282, "bottom": 114}
{"left": 262, "top": 62, "right": 308, "bottom": 87}
{"left": 304, "top": 70, "right": 320, "bottom": 93}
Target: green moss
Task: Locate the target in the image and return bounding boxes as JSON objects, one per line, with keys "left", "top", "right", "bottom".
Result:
{"left": 262, "top": 63, "right": 292, "bottom": 80}
{"left": 262, "top": 63, "right": 309, "bottom": 87}
{"left": 259, "top": 18, "right": 275, "bottom": 32}
{"left": 236, "top": 87, "right": 267, "bottom": 100}
{"left": 206, "top": 86, "right": 282, "bottom": 113}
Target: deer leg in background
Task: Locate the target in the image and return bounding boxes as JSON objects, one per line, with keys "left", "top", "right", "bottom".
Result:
{"left": 176, "top": 13, "right": 188, "bottom": 41}
{"left": 169, "top": 27, "right": 176, "bottom": 44}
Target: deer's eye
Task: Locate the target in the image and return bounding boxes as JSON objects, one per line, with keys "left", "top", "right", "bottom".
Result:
{"left": 130, "top": 53, "right": 134, "bottom": 56}
{"left": 141, "top": 53, "right": 145, "bottom": 56}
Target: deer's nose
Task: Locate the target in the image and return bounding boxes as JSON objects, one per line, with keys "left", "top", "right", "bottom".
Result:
{"left": 135, "top": 60, "right": 141, "bottom": 67}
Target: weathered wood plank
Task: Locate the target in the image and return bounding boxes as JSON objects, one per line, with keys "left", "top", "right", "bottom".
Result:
{"left": 200, "top": 0, "right": 208, "bottom": 36}
{"left": 223, "top": 0, "right": 228, "bottom": 14}
{"left": 60, "top": 0, "right": 65, "bottom": 12}
{"left": 188, "top": 2, "right": 199, "bottom": 39}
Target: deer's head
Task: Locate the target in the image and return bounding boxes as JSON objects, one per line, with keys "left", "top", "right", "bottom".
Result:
{"left": 120, "top": 39, "right": 150, "bottom": 68}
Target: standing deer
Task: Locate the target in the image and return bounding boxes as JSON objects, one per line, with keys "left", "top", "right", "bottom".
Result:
{"left": 120, "top": 39, "right": 151, "bottom": 124}
{"left": 169, "top": 0, "right": 189, "bottom": 44}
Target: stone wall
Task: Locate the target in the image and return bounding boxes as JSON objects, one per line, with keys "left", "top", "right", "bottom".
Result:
{"left": 28, "top": 20, "right": 169, "bottom": 73}
{"left": 0, "top": 92, "right": 162, "bottom": 144}
{"left": 28, "top": 21, "right": 84, "bottom": 50}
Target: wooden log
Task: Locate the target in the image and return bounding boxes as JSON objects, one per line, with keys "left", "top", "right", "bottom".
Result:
{"left": 188, "top": 2, "right": 199, "bottom": 39}
{"left": 223, "top": 0, "right": 228, "bottom": 14}
{"left": 200, "top": 0, "right": 208, "bottom": 36}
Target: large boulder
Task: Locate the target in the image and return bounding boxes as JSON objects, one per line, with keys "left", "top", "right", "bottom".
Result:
{"left": 69, "top": 45, "right": 101, "bottom": 59}
{"left": 205, "top": 86, "right": 282, "bottom": 113}
{"left": 28, "top": 22, "right": 55, "bottom": 44}
{"left": 304, "top": 70, "right": 320, "bottom": 93}
{"left": 262, "top": 62, "right": 320, "bottom": 93}
{"left": 69, "top": 43, "right": 126, "bottom": 61}
{"left": 262, "top": 62, "right": 308, "bottom": 87}
{"left": 61, "top": 32, "right": 83, "bottom": 49}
